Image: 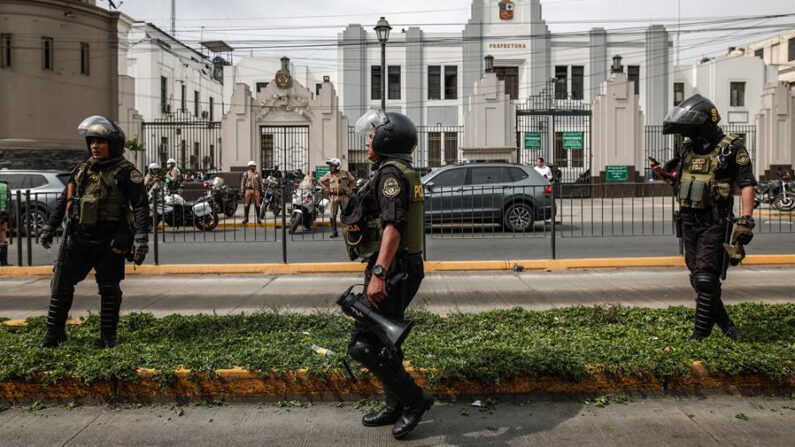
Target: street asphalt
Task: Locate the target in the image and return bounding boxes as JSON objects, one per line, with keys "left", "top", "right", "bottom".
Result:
{"left": 1, "top": 395, "right": 793, "bottom": 446}
{"left": 1, "top": 267, "right": 793, "bottom": 320}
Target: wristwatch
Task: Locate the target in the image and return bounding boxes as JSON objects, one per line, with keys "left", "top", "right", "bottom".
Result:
{"left": 741, "top": 215, "right": 754, "bottom": 221}
{"left": 371, "top": 264, "right": 387, "bottom": 279}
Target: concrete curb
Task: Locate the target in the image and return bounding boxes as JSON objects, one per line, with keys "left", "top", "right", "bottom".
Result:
{"left": 1, "top": 363, "right": 791, "bottom": 403}
{"left": 2, "top": 255, "right": 795, "bottom": 278}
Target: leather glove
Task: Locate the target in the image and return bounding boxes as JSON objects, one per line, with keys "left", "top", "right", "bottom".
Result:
{"left": 133, "top": 234, "right": 148, "bottom": 265}
{"left": 39, "top": 225, "right": 55, "bottom": 249}
{"left": 732, "top": 217, "right": 755, "bottom": 246}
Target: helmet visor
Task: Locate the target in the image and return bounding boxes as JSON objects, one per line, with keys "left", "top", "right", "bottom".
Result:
{"left": 663, "top": 105, "right": 707, "bottom": 126}
{"left": 353, "top": 109, "right": 389, "bottom": 136}
{"left": 77, "top": 115, "right": 118, "bottom": 137}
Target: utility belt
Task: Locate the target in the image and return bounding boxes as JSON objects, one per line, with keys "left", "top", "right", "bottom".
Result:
{"left": 679, "top": 207, "right": 730, "bottom": 226}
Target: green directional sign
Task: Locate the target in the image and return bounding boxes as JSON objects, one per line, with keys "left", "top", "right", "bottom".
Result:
{"left": 523, "top": 132, "right": 542, "bottom": 149}
{"left": 606, "top": 165, "right": 629, "bottom": 182}
{"left": 562, "top": 132, "right": 583, "bottom": 150}
{"left": 315, "top": 165, "right": 329, "bottom": 180}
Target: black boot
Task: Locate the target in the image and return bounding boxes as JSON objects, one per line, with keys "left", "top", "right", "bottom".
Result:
{"left": 241, "top": 204, "right": 250, "bottom": 224}
{"left": 100, "top": 294, "right": 122, "bottom": 348}
{"left": 0, "top": 244, "right": 9, "bottom": 266}
{"left": 392, "top": 392, "right": 434, "bottom": 439}
{"left": 711, "top": 293, "right": 742, "bottom": 341}
{"left": 39, "top": 289, "right": 74, "bottom": 348}
{"left": 255, "top": 206, "right": 262, "bottom": 224}
{"left": 690, "top": 292, "right": 714, "bottom": 342}
{"left": 362, "top": 402, "right": 404, "bottom": 427}
{"left": 330, "top": 217, "right": 338, "bottom": 238}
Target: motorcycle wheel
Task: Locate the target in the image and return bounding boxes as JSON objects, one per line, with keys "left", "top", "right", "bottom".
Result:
{"left": 224, "top": 202, "right": 237, "bottom": 217}
{"left": 773, "top": 193, "right": 795, "bottom": 212}
{"left": 289, "top": 215, "right": 299, "bottom": 234}
{"left": 195, "top": 213, "right": 219, "bottom": 231}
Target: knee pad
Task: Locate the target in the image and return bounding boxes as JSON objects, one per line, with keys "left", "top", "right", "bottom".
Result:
{"left": 692, "top": 273, "right": 719, "bottom": 295}
{"left": 97, "top": 283, "right": 122, "bottom": 298}
{"left": 348, "top": 339, "right": 379, "bottom": 368}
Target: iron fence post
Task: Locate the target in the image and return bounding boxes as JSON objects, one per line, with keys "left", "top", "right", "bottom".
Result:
{"left": 15, "top": 190, "right": 22, "bottom": 266}
{"left": 422, "top": 199, "right": 427, "bottom": 262}
{"left": 153, "top": 187, "right": 159, "bottom": 265}
{"left": 281, "top": 179, "right": 287, "bottom": 264}
{"left": 550, "top": 183, "right": 557, "bottom": 259}
{"left": 25, "top": 190, "right": 32, "bottom": 266}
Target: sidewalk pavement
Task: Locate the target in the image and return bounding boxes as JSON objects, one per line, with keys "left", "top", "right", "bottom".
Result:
{"left": 1, "top": 395, "right": 793, "bottom": 446}
{"left": 1, "top": 267, "right": 792, "bottom": 320}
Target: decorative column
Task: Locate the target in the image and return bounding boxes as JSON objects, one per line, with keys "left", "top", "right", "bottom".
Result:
{"left": 460, "top": 56, "right": 517, "bottom": 162}
{"left": 755, "top": 82, "right": 794, "bottom": 180}
{"left": 591, "top": 56, "right": 645, "bottom": 186}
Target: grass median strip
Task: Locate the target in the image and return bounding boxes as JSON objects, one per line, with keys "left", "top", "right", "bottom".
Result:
{"left": 0, "top": 304, "right": 792, "bottom": 389}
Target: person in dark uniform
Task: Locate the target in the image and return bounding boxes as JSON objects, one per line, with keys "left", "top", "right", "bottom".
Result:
{"left": 652, "top": 94, "right": 756, "bottom": 342}
{"left": 38, "top": 116, "right": 149, "bottom": 348}
{"left": 343, "top": 110, "right": 432, "bottom": 439}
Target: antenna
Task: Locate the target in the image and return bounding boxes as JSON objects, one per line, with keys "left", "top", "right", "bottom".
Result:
{"left": 170, "top": 0, "right": 176, "bottom": 36}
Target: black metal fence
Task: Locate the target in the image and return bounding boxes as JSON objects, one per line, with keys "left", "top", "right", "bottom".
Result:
{"left": 142, "top": 116, "right": 222, "bottom": 172}
{"left": 516, "top": 88, "right": 592, "bottom": 183}
{"left": 347, "top": 125, "right": 463, "bottom": 177}
{"left": 5, "top": 182, "right": 793, "bottom": 266}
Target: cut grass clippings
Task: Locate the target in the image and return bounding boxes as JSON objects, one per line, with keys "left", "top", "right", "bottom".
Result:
{"left": 0, "top": 303, "right": 792, "bottom": 390}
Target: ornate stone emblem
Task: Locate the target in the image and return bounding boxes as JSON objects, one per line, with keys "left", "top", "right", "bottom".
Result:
{"left": 498, "top": 0, "right": 514, "bottom": 21}
{"left": 275, "top": 69, "right": 292, "bottom": 89}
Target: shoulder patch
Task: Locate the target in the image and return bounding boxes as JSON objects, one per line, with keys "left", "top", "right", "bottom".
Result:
{"left": 735, "top": 149, "right": 750, "bottom": 166}
{"left": 130, "top": 170, "right": 143, "bottom": 184}
{"left": 382, "top": 177, "right": 401, "bottom": 198}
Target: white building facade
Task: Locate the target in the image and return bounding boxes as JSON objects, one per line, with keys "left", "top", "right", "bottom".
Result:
{"left": 123, "top": 22, "right": 223, "bottom": 122}
{"left": 222, "top": 57, "right": 337, "bottom": 116}
{"left": 673, "top": 56, "right": 779, "bottom": 126}
{"left": 740, "top": 28, "right": 795, "bottom": 86}
{"left": 336, "top": 0, "right": 674, "bottom": 128}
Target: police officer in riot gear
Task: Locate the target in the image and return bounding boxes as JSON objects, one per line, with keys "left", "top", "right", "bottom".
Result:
{"left": 653, "top": 94, "right": 756, "bottom": 342}
{"left": 38, "top": 116, "right": 149, "bottom": 348}
{"left": 342, "top": 110, "right": 432, "bottom": 439}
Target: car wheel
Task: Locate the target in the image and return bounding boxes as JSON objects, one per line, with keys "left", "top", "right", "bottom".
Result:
{"left": 21, "top": 207, "right": 48, "bottom": 236}
{"left": 503, "top": 203, "right": 534, "bottom": 232}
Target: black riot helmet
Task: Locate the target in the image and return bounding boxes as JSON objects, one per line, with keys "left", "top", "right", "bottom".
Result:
{"left": 662, "top": 94, "right": 722, "bottom": 142}
{"left": 354, "top": 110, "right": 417, "bottom": 162}
{"left": 77, "top": 115, "right": 126, "bottom": 157}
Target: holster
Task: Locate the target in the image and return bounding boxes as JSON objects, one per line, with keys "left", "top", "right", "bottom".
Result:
{"left": 674, "top": 211, "right": 683, "bottom": 238}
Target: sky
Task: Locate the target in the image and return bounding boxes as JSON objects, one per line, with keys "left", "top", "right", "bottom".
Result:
{"left": 103, "top": 0, "right": 795, "bottom": 67}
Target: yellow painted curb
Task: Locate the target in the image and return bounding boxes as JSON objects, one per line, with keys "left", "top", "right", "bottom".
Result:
{"left": 1, "top": 255, "right": 794, "bottom": 278}
{"left": 1, "top": 362, "right": 791, "bottom": 402}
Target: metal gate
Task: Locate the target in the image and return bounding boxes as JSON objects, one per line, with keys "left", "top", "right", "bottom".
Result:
{"left": 516, "top": 88, "right": 591, "bottom": 183}
{"left": 261, "top": 125, "right": 309, "bottom": 175}
{"left": 142, "top": 117, "right": 222, "bottom": 170}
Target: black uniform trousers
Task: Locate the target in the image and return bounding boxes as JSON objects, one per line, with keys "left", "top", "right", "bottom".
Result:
{"left": 681, "top": 210, "right": 733, "bottom": 336}
{"left": 46, "top": 234, "right": 125, "bottom": 335}
{"left": 348, "top": 252, "right": 425, "bottom": 407}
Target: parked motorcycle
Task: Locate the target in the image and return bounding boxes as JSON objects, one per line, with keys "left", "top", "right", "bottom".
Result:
{"left": 259, "top": 175, "right": 283, "bottom": 219}
{"left": 203, "top": 176, "right": 239, "bottom": 217}
{"left": 288, "top": 176, "right": 328, "bottom": 234}
{"left": 755, "top": 168, "right": 795, "bottom": 212}
{"left": 149, "top": 186, "right": 219, "bottom": 231}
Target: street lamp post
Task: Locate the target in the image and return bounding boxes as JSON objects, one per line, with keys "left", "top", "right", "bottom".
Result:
{"left": 374, "top": 17, "right": 392, "bottom": 111}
